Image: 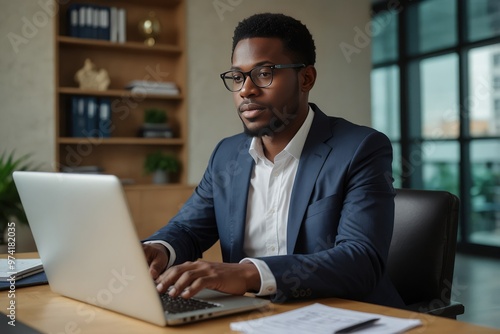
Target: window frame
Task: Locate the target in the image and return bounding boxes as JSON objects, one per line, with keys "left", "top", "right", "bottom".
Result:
{"left": 372, "top": 0, "right": 500, "bottom": 256}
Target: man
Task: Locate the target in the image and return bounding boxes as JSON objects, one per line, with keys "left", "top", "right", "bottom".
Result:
{"left": 143, "top": 13, "right": 404, "bottom": 308}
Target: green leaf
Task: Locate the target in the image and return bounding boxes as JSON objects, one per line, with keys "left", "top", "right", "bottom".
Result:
{"left": 144, "top": 151, "right": 179, "bottom": 174}
{"left": 0, "top": 151, "right": 38, "bottom": 231}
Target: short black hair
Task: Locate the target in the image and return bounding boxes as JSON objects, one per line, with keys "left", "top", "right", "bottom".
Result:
{"left": 231, "top": 13, "right": 316, "bottom": 66}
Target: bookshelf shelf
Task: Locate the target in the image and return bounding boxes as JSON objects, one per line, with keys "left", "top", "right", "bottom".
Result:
{"left": 58, "top": 87, "right": 183, "bottom": 100}
{"left": 57, "top": 137, "right": 184, "bottom": 145}
{"left": 57, "top": 36, "right": 183, "bottom": 54}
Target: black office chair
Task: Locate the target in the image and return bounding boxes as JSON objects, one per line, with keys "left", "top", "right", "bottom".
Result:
{"left": 387, "top": 188, "right": 465, "bottom": 319}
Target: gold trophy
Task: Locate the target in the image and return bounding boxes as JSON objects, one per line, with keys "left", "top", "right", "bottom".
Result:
{"left": 138, "top": 11, "right": 160, "bottom": 46}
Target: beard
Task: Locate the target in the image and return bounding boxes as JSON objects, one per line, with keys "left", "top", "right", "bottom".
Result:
{"left": 240, "top": 104, "right": 299, "bottom": 137}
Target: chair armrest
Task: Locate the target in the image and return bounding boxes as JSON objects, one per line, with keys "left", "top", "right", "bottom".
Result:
{"left": 406, "top": 300, "right": 465, "bottom": 319}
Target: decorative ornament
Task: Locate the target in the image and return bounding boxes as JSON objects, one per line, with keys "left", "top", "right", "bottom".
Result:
{"left": 74, "top": 58, "right": 110, "bottom": 91}
{"left": 138, "top": 11, "right": 161, "bottom": 46}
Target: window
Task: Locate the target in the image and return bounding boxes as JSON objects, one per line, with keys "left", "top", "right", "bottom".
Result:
{"left": 419, "top": 54, "right": 459, "bottom": 139}
{"left": 494, "top": 76, "right": 500, "bottom": 90}
{"left": 469, "top": 45, "right": 500, "bottom": 137}
{"left": 467, "top": 0, "right": 500, "bottom": 42}
{"left": 406, "top": 0, "right": 457, "bottom": 55}
{"left": 372, "top": 10, "right": 398, "bottom": 64}
{"left": 495, "top": 99, "right": 500, "bottom": 111}
{"left": 372, "top": 0, "right": 500, "bottom": 253}
{"left": 494, "top": 53, "right": 500, "bottom": 66}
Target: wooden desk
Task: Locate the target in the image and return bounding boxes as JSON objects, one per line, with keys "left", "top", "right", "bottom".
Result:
{"left": 2, "top": 255, "right": 499, "bottom": 333}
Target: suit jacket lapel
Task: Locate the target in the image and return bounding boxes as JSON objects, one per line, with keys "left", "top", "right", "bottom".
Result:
{"left": 228, "top": 137, "right": 254, "bottom": 262}
{"left": 287, "top": 104, "right": 333, "bottom": 253}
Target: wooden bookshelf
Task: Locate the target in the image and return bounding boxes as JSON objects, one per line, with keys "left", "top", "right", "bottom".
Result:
{"left": 54, "top": 0, "right": 191, "bottom": 232}
{"left": 54, "top": 0, "right": 187, "bottom": 185}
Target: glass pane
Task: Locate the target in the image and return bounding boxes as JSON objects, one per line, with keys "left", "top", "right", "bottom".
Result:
{"left": 468, "top": 44, "right": 500, "bottom": 137}
{"left": 420, "top": 54, "right": 459, "bottom": 139}
{"left": 467, "top": 0, "right": 500, "bottom": 42}
{"left": 371, "top": 66, "right": 400, "bottom": 140}
{"left": 469, "top": 140, "right": 500, "bottom": 247}
{"left": 372, "top": 10, "right": 398, "bottom": 64}
{"left": 407, "top": 0, "right": 457, "bottom": 55}
{"left": 391, "top": 142, "right": 402, "bottom": 188}
{"left": 422, "top": 141, "right": 460, "bottom": 195}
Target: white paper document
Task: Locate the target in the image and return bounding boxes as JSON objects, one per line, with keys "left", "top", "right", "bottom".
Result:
{"left": 0, "top": 258, "right": 43, "bottom": 281}
{"left": 230, "top": 303, "right": 422, "bottom": 334}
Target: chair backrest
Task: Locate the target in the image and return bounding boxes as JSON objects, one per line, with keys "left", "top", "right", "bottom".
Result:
{"left": 387, "top": 188, "right": 460, "bottom": 307}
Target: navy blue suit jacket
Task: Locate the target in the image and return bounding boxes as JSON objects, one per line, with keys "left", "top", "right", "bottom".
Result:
{"left": 145, "top": 104, "right": 404, "bottom": 308}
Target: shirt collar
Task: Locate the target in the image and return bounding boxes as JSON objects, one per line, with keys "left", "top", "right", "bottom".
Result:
{"left": 249, "top": 106, "right": 314, "bottom": 163}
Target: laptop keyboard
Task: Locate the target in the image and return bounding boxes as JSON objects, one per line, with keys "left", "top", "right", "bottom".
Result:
{"left": 160, "top": 293, "right": 221, "bottom": 314}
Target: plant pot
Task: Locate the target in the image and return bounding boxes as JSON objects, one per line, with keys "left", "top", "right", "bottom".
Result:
{"left": 152, "top": 170, "right": 169, "bottom": 184}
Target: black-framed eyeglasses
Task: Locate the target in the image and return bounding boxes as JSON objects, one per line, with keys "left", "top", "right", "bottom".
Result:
{"left": 219, "top": 63, "right": 306, "bottom": 92}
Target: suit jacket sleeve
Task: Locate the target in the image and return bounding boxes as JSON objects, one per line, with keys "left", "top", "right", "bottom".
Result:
{"left": 142, "top": 133, "right": 255, "bottom": 264}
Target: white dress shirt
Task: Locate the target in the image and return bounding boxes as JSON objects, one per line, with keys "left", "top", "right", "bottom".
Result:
{"left": 240, "top": 107, "right": 314, "bottom": 295}
{"left": 148, "top": 107, "right": 314, "bottom": 296}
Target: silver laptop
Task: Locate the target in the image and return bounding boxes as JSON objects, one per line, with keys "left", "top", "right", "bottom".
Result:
{"left": 13, "top": 171, "right": 270, "bottom": 326}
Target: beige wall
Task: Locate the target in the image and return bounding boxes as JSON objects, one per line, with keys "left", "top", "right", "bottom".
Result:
{"left": 0, "top": 0, "right": 372, "bottom": 184}
{"left": 0, "top": 0, "right": 55, "bottom": 170}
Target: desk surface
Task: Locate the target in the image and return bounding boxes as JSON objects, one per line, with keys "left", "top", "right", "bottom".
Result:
{"left": 2, "top": 254, "right": 499, "bottom": 334}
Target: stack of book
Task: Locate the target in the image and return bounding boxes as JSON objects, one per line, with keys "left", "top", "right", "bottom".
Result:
{"left": 69, "top": 96, "right": 112, "bottom": 138}
{"left": 139, "top": 123, "right": 174, "bottom": 138}
{"left": 61, "top": 166, "right": 104, "bottom": 174}
{"left": 125, "top": 80, "right": 180, "bottom": 96}
{"left": 67, "top": 4, "right": 126, "bottom": 43}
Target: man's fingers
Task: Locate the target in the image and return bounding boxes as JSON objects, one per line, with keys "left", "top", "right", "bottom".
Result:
{"left": 166, "top": 275, "right": 211, "bottom": 299}
{"left": 149, "top": 258, "right": 164, "bottom": 280}
{"left": 156, "top": 262, "right": 202, "bottom": 297}
{"left": 142, "top": 244, "right": 169, "bottom": 281}
{"left": 179, "top": 275, "right": 214, "bottom": 299}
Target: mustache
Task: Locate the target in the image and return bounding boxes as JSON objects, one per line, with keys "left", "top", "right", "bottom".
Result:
{"left": 238, "top": 100, "right": 267, "bottom": 112}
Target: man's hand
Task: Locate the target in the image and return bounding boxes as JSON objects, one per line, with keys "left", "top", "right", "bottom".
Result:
{"left": 142, "top": 243, "right": 170, "bottom": 280}
{"left": 155, "top": 260, "right": 261, "bottom": 299}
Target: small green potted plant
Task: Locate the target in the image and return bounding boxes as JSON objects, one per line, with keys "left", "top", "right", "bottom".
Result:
{"left": 144, "top": 108, "right": 167, "bottom": 124}
{"left": 144, "top": 151, "right": 179, "bottom": 184}
{"left": 140, "top": 108, "right": 173, "bottom": 138}
{"left": 0, "top": 151, "right": 37, "bottom": 245}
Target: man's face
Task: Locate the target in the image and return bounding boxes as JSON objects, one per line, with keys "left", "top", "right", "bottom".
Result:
{"left": 231, "top": 38, "right": 303, "bottom": 138}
